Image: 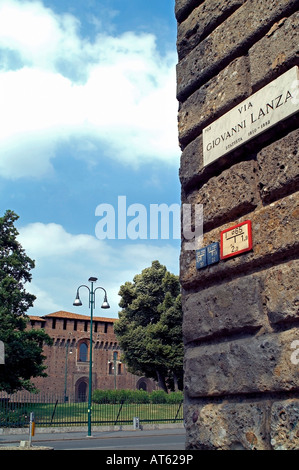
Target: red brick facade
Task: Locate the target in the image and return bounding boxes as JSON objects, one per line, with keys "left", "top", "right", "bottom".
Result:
{"left": 28, "top": 311, "right": 156, "bottom": 400}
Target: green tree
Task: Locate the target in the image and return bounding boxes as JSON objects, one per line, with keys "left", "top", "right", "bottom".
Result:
{"left": 153, "top": 292, "right": 184, "bottom": 391}
{"left": 114, "top": 260, "right": 183, "bottom": 392}
{"left": 0, "top": 210, "right": 52, "bottom": 393}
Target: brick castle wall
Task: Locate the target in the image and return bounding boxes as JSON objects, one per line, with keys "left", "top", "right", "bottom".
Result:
{"left": 28, "top": 312, "right": 155, "bottom": 400}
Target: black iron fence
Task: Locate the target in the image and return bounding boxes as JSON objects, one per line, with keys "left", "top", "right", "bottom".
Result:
{"left": 0, "top": 392, "right": 183, "bottom": 428}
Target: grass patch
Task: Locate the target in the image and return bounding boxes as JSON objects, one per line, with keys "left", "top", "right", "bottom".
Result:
{"left": 0, "top": 398, "right": 183, "bottom": 427}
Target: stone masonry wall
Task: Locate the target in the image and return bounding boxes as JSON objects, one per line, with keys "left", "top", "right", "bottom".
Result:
{"left": 176, "top": 0, "right": 299, "bottom": 450}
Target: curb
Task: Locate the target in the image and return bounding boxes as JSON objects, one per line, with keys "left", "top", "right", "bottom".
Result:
{"left": 0, "top": 422, "right": 184, "bottom": 436}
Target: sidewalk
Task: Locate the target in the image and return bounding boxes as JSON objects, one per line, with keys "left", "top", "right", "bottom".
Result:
{"left": 0, "top": 423, "right": 185, "bottom": 447}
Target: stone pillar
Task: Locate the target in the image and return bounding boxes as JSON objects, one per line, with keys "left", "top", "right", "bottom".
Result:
{"left": 177, "top": 0, "right": 299, "bottom": 450}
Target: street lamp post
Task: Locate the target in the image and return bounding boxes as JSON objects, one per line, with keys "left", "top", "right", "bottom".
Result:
{"left": 73, "top": 277, "right": 110, "bottom": 436}
{"left": 113, "top": 351, "right": 117, "bottom": 390}
{"left": 64, "top": 340, "right": 73, "bottom": 403}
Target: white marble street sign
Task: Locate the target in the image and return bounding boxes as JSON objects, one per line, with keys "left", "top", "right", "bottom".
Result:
{"left": 203, "top": 66, "right": 299, "bottom": 167}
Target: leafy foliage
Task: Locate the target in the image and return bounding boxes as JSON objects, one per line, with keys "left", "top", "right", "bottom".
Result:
{"left": 114, "top": 261, "right": 183, "bottom": 392}
{"left": 0, "top": 210, "right": 52, "bottom": 393}
{"left": 92, "top": 388, "right": 183, "bottom": 404}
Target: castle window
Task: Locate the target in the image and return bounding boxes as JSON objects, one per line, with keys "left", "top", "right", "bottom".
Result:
{"left": 52, "top": 318, "right": 56, "bottom": 329}
{"left": 63, "top": 319, "right": 67, "bottom": 330}
{"left": 79, "top": 342, "right": 88, "bottom": 362}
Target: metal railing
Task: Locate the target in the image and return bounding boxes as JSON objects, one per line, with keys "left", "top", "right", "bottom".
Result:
{"left": 0, "top": 392, "right": 183, "bottom": 428}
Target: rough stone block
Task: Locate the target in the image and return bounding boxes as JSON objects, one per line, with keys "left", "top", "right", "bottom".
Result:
{"left": 257, "top": 128, "right": 299, "bottom": 203}
{"left": 185, "top": 401, "right": 269, "bottom": 450}
{"left": 271, "top": 400, "right": 299, "bottom": 450}
{"left": 183, "top": 273, "right": 265, "bottom": 344}
{"left": 177, "top": 0, "right": 245, "bottom": 60}
{"left": 180, "top": 192, "right": 299, "bottom": 290}
{"left": 178, "top": 56, "right": 250, "bottom": 147}
{"left": 183, "top": 160, "right": 258, "bottom": 231}
{"left": 175, "top": 0, "right": 203, "bottom": 23}
{"left": 249, "top": 12, "right": 299, "bottom": 91}
{"left": 177, "top": 0, "right": 299, "bottom": 101}
{"left": 264, "top": 260, "right": 299, "bottom": 326}
{"left": 179, "top": 134, "right": 203, "bottom": 190}
{"left": 184, "top": 328, "right": 299, "bottom": 397}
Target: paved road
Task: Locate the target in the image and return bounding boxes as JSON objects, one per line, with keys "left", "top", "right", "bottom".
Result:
{"left": 0, "top": 427, "right": 186, "bottom": 451}
{"left": 42, "top": 431, "right": 185, "bottom": 450}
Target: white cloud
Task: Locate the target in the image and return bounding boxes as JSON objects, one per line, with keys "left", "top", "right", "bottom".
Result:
{"left": 18, "top": 222, "right": 180, "bottom": 317}
{"left": 0, "top": 0, "right": 179, "bottom": 179}
{"left": 0, "top": 0, "right": 82, "bottom": 70}
{"left": 19, "top": 222, "right": 104, "bottom": 257}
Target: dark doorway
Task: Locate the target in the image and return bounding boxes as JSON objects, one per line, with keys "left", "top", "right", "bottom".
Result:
{"left": 78, "top": 381, "right": 87, "bottom": 402}
{"left": 138, "top": 381, "right": 147, "bottom": 391}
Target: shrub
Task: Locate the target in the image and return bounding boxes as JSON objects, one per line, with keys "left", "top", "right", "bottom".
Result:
{"left": 149, "top": 390, "right": 167, "bottom": 404}
{"left": 92, "top": 389, "right": 183, "bottom": 404}
{"left": 165, "top": 391, "right": 183, "bottom": 404}
{"left": 92, "top": 389, "right": 150, "bottom": 404}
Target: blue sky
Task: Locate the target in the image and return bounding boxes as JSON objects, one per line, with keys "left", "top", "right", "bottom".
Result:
{"left": 0, "top": 0, "right": 181, "bottom": 317}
